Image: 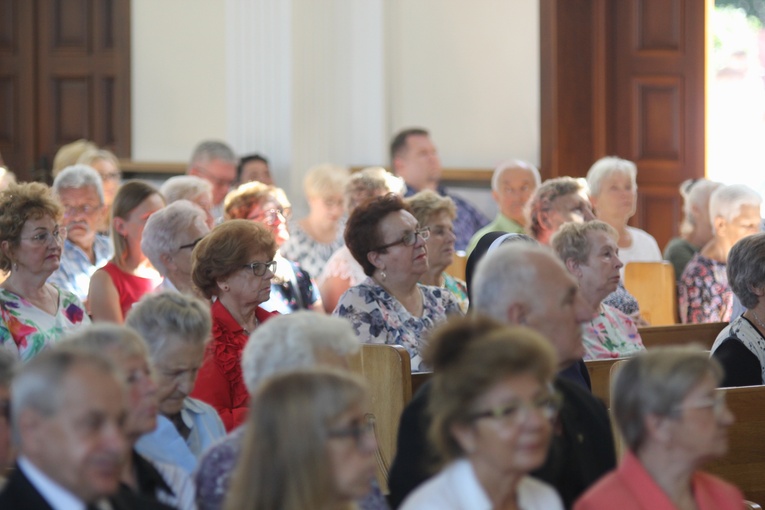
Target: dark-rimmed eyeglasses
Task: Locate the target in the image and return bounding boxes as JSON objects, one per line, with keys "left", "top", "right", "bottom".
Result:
{"left": 242, "top": 260, "right": 277, "bottom": 277}
{"left": 328, "top": 413, "right": 376, "bottom": 449}
{"left": 468, "top": 391, "right": 562, "bottom": 426}
{"left": 372, "top": 227, "right": 430, "bottom": 252}
{"left": 177, "top": 236, "right": 206, "bottom": 251}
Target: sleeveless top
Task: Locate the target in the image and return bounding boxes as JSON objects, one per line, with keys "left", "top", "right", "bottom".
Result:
{"left": 101, "top": 261, "right": 163, "bottom": 318}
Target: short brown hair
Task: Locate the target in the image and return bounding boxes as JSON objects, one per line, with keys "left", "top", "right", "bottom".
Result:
{"left": 224, "top": 181, "right": 291, "bottom": 221}
{"left": 192, "top": 219, "right": 277, "bottom": 298}
{"left": 405, "top": 189, "right": 456, "bottom": 226}
{"left": 0, "top": 182, "right": 63, "bottom": 271}
{"left": 426, "top": 316, "right": 557, "bottom": 464}
{"left": 390, "top": 128, "right": 429, "bottom": 165}
{"left": 344, "top": 193, "right": 409, "bottom": 276}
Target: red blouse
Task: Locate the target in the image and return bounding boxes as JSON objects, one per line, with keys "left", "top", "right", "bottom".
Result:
{"left": 190, "top": 299, "right": 277, "bottom": 431}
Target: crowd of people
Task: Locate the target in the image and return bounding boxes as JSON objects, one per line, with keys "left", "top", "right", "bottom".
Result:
{"left": 0, "top": 127, "right": 760, "bottom": 509}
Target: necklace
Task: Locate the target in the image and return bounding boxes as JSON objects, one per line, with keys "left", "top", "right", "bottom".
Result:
{"left": 750, "top": 309, "right": 765, "bottom": 330}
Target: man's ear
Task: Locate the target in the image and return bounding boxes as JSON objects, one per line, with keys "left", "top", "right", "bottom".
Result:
{"left": 491, "top": 189, "right": 500, "bottom": 204}
{"left": 506, "top": 302, "right": 527, "bottom": 325}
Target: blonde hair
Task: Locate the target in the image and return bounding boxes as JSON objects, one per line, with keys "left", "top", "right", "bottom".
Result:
{"left": 405, "top": 189, "right": 456, "bottom": 226}
{"left": 52, "top": 139, "right": 98, "bottom": 176}
{"left": 303, "top": 164, "right": 350, "bottom": 199}
{"left": 224, "top": 369, "right": 366, "bottom": 510}
{"left": 224, "top": 181, "right": 291, "bottom": 221}
{"left": 77, "top": 148, "right": 120, "bottom": 170}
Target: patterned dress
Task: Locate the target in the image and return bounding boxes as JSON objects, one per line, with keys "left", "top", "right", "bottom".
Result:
{"left": 678, "top": 253, "right": 732, "bottom": 324}
{"left": 582, "top": 304, "right": 645, "bottom": 360}
{"left": 442, "top": 273, "right": 468, "bottom": 314}
{"left": 0, "top": 286, "right": 90, "bottom": 362}
{"left": 279, "top": 221, "right": 345, "bottom": 278}
{"left": 333, "top": 278, "right": 464, "bottom": 372}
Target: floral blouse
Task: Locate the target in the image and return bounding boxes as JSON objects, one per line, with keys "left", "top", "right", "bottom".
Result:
{"left": 279, "top": 221, "right": 345, "bottom": 279}
{"left": 582, "top": 304, "right": 645, "bottom": 360}
{"left": 678, "top": 253, "right": 732, "bottom": 324}
{"left": 333, "top": 278, "right": 464, "bottom": 372}
{"left": 442, "top": 273, "right": 469, "bottom": 314}
{"left": 0, "top": 286, "right": 90, "bottom": 362}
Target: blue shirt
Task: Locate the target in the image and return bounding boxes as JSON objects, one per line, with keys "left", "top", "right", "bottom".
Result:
{"left": 49, "top": 235, "right": 113, "bottom": 303}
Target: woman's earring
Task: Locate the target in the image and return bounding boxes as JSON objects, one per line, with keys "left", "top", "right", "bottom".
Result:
{"left": 222, "top": 285, "right": 230, "bottom": 292}
{"left": 11, "top": 261, "right": 17, "bottom": 272}
{"left": 380, "top": 270, "right": 387, "bottom": 282}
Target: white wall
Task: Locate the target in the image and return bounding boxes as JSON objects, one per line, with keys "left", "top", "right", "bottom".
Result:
{"left": 131, "top": 0, "right": 540, "bottom": 213}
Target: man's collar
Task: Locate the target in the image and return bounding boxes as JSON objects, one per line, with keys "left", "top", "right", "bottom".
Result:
{"left": 17, "top": 456, "right": 87, "bottom": 510}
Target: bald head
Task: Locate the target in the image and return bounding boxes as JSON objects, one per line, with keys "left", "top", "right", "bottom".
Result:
{"left": 472, "top": 243, "right": 592, "bottom": 369}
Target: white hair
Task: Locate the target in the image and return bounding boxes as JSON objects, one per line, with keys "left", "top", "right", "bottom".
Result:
{"left": 709, "top": 184, "right": 762, "bottom": 227}
{"left": 141, "top": 200, "right": 208, "bottom": 275}
{"left": 586, "top": 156, "right": 637, "bottom": 197}
{"left": 491, "top": 160, "right": 541, "bottom": 192}
{"left": 472, "top": 243, "right": 559, "bottom": 321}
{"left": 241, "top": 311, "right": 359, "bottom": 393}
{"left": 52, "top": 164, "right": 105, "bottom": 204}
{"left": 160, "top": 175, "right": 212, "bottom": 204}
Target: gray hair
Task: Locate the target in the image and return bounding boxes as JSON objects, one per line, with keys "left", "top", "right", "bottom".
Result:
{"left": 241, "top": 311, "right": 359, "bottom": 394}
{"left": 141, "top": 200, "right": 209, "bottom": 275}
{"left": 586, "top": 156, "right": 637, "bottom": 198}
{"left": 679, "top": 179, "right": 722, "bottom": 235}
{"left": 189, "top": 140, "right": 236, "bottom": 167}
{"left": 491, "top": 160, "right": 541, "bottom": 192}
{"left": 160, "top": 175, "right": 213, "bottom": 204}
{"left": 61, "top": 324, "right": 149, "bottom": 363}
{"left": 52, "top": 164, "right": 105, "bottom": 205}
{"left": 11, "top": 349, "right": 118, "bottom": 444}
{"left": 344, "top": 167, "right": 406, "bottom": 211}
{"left": 551, "top": 220, "right": 618, "bottom": 266}
{"left": 728, "top": 233, "right": 765, "bottom": 309}
{"left": 472, "top": 243, "right": 560, "bottom": 321}
{"left": 612, "top": 346, "right": 723, "bottom": 452}
{"left": 125, "top": 292, "right": 211, "bottom": 359}
{"left": 0, "top": 349, "right": 16, "bottom": 388}
{"left": 709, "top": 184, "right": 762, "bottom": 227}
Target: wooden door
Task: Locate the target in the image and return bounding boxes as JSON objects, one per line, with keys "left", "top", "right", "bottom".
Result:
{"left": 0, "top": 0, "right": 130, "bottom": 182}
{"left": 541, "top": 0, "right": 707, "bottom": 249}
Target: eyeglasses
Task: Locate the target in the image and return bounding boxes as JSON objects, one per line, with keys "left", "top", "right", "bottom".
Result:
{"left": 673, "top": 390, "right": 728, "bottom": 419}
{"left": 242, "top": 260, "right": 277, "bottom": 277}
{"left": 63, "top": 204, "right": 101, "bottom": 217}
{"left": 247, "top": 207, "right": 287, "bottom": 225}
{"left": 429, "top": 225, "right": 454, "bottom": 238}
{"left": 469, "top": 391, "right": 562, "bottom": 426}
{"left": 101, "top": 171, "right": 122, "bottom": 182}
{"left": 21, "top": 226, "right": 67, "bottom": 246}
{"left": 372, "top": 227, "right": 430, "bottom": 251}
{"left": 197, "top": 167, "right": 234, "bottom": 189}
{"left": 328, "top": 413, "right": 376, "bottom": 449}
{"left": 178, "top": 236, "right": 205, "bottom": 251}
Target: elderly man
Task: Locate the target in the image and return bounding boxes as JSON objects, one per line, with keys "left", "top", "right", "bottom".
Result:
{"left": 388, "top": 243, "right": 616, "bottom": 510}
{"left": 0, "top": 350, "right": 14, "bottom": 488}
{"left": 187, "top": 140, "right": 238, "bottom": 221}
{"left": 466, "top": 159, "right": 541, "bottom": 255}
{"left": 391, "top": 128, "right": 488, "bottom": 251}
{"left": 0, "top": 349, "right": 128, "bottom": 508}
{"left": 141, "top": 200, "right": 211, "bottom": 294}
{"left": 49, "top": 164, "right": 114, "bottom": 303}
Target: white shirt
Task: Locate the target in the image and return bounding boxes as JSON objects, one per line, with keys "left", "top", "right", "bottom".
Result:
{"left": 18, "top": 455, "right": 87, "bottom": 510}
{"left": 400, "top": 458, "right": 564, "bottom": 510}
{"left": 619, "top": 226, "right": 662, "bottom": 277}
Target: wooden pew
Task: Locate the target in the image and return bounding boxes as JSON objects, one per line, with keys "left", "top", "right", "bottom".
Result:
{"left": 444, "top": 252, "right": 467, "bottom": 281}
{"left": 706, "top": 385, "right": 765, "bottom": 506}
{"left": 585, "top": 358, "right": 628, "bottom": 405}
{"left": 623, "top": 261, "right": 678, "bottom": 325}
{"left": 638, "top": 322, "right": 727, "bottom": 350}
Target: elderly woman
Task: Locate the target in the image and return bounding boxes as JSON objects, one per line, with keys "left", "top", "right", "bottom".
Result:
{"left": 664, "top": 179, "right": 723, "bottom": 281}
{"left": 406, "top": 190, "right": 468, "bottom": 313}
{"left": 64, "top": 324, "right": 196, "bottom": 509}
{"left": 334, "top": 193, "right": 463, "bottom": 372}
{"left": 319, "top": 166, "right": 405, "bottom": 313}
{"left": 77, "top": 148, "right": 123, "bottom": 232}
{"left": 160, "top": 175, "right": 215, "bottom": 229}
{"left": 711, "top": 233, "right": 765, "bottom": 386}
{"left": 127, "top": 292, "right": 225, "bottom": 474}
{"left": 224, "top": 369, "right": 377, "bottom": 510}
{"left": 49, "top": 164, "right": 113, "bottom": 303}
{"left": 586, "top": 156, "right": 661, "bottom": 267}
{"left": 574, "top": 347, "right": 742, "bottom": 510}
{"left": 224, "top": 181, "right": 322, "bottom": 313}
{"left": 141, "top": 200, "right": 210, "bottom": 295}
{"left": 88, "top": 181, "right": 165, "bottom": 323}
{"left": 190, "top": 220, "right": 278, "bottom": 430}
{"left": 195, "top": 312, "right": 387, "bottom": 510}
{"left": 280, "top": 163, "right": 350, "bottom": 277}
{"left": 552, "top": 221, "right": 644, "bottom": 359}
{"left": 400, "top": 317, "right": 563, "bottom": 509}
{"left": 679, "top": 184, "right": 762, "bottom": 324}
{"left": 0, "top": 182, "right": 90, "bottom": 361}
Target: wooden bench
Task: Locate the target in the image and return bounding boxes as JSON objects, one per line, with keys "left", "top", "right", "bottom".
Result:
{"left": 585, "top": 358, "right": 628, "bottom": 405}
{"left": 623, "top": 261, "right": 678, "bottom": 325}
{"left": 638, "top": 322, "right": 727, "bottom": 350}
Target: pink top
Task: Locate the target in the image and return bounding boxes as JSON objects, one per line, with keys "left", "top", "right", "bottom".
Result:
{"left": 574, "top": 450, "right": 743, "bottom": 510}
{"left": 101, "top": 261, "right": 163, "bottom": 318}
